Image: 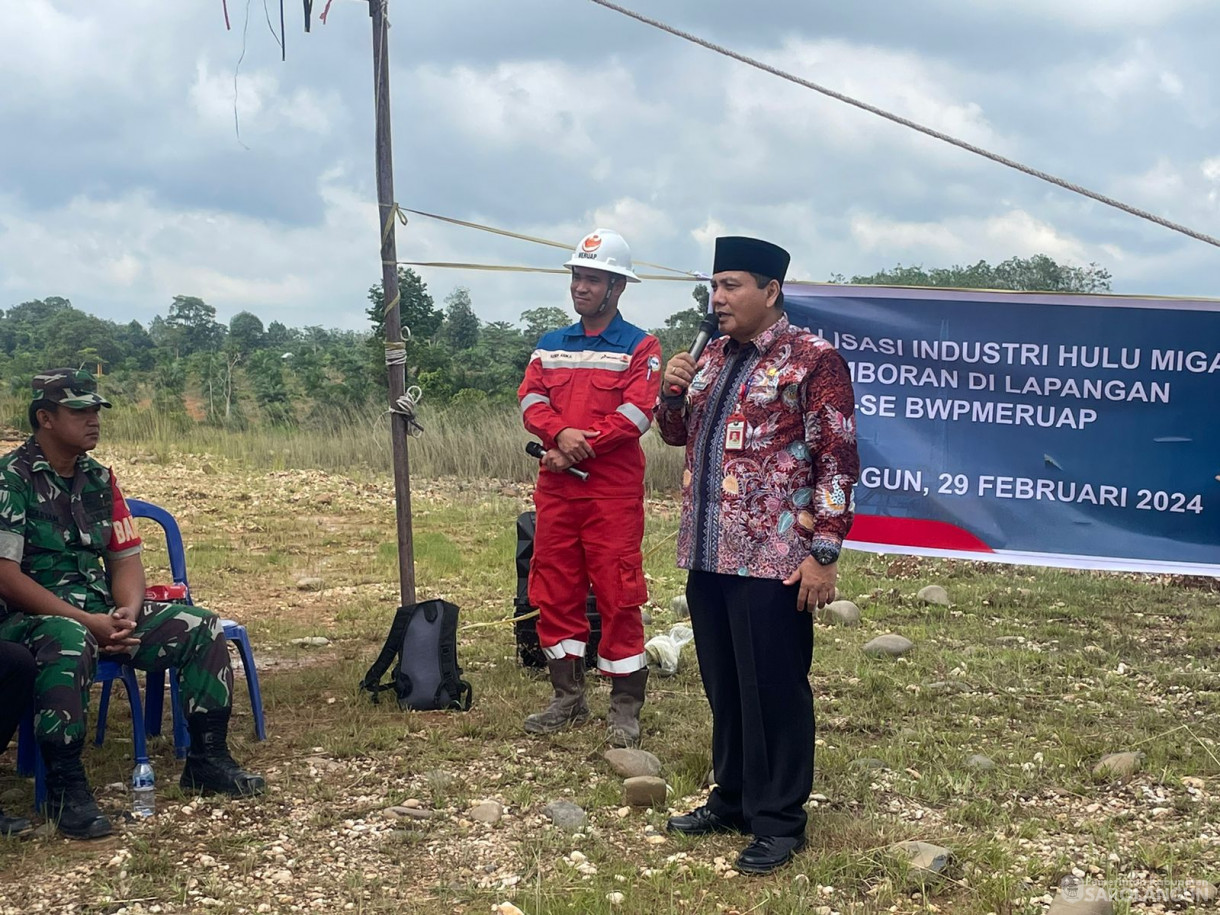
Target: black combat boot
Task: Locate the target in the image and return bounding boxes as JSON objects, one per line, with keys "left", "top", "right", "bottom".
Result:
{"left": 40, "top": 740, "right": 113, "bottom": 839}
{"left": 180, "top": 707, "right": 266, "bottom": 797}
{"left": 0, "top": 806, "right": 31, "bottom": 838}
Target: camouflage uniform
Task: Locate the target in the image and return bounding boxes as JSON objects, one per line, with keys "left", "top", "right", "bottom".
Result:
{"left": 0, "top": 372, "right": 233, "bottom": 746}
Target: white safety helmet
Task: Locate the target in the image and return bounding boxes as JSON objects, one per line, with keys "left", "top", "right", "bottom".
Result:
{"left": 562, "top": 228, "right": 641, "bottom": 283}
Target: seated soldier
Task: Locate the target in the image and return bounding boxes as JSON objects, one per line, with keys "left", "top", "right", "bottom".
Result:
{"left": 0, "top": 369, "right": 265, "bottom": 839}
{"left": 0, "top": 639, "right": 36, "bottom": 837}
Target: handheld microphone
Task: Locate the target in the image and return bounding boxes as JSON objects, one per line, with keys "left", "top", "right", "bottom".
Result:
{"left": 689, "top": 311, "right": 720, "bottom": 363}
{"left": 525, "top": 441, "right": 589, "bottom": 481}
{"left": 670, "top": 311, "right": 720, "bottom": 394}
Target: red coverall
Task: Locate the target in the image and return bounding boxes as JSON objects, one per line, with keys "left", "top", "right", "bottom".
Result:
{"left": 518, "top": 313, "right": 662, "bottom": 674}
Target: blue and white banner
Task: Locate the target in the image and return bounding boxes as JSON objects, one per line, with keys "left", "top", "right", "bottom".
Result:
{"left": 784, "top": 284, "right": 1220, "bottom": 576}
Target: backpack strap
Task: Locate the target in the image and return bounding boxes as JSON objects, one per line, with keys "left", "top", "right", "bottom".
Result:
{"left": 436, "top": 678, "right": 473, "bottom": 711}
{"left": 435, "top": 601, "right": 473, "bottom": 711}
{"left": 359, "top": 604, "right": 414, "bottom": 703}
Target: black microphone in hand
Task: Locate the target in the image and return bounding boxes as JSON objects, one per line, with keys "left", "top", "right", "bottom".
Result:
{"left": 525, "top": 441, "right": 588, "bottom": 481}
{"left": 689, "top": 311, "right": 720, "bottom": 363}
{"left": 670, "top": 311, "right": 720, "bottom": 394}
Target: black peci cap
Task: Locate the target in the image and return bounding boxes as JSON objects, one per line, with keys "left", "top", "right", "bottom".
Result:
{"left": 712, "top": 236, "right": 790, "bottom": 282}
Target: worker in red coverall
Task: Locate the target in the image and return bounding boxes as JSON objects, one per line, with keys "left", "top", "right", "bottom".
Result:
{"left": 518, "top": 228, "right": 663, "bottom": 747}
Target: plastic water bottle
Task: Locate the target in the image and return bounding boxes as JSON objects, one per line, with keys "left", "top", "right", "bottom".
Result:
{"left": 131, "top": 761, "right": 155, "bottom": 818}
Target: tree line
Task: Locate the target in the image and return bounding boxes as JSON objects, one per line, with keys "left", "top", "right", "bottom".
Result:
{"left": 1, "top": 254, "right": 1110, "bottom": 429}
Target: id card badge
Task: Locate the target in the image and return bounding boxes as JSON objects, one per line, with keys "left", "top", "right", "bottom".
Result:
{"left": 725, "top": 413, "right": 746, "bottom": 451}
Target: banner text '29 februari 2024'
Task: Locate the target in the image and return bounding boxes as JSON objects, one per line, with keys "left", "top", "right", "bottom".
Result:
{"left": 784, "top": 284, "right": 1220, "bottom": 576}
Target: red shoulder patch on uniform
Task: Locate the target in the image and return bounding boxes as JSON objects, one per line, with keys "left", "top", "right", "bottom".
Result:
{"left": 108, "top": 472, "right": 142, "bottom": 552}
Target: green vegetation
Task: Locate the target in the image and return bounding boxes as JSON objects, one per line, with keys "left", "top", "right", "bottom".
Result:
{"left": 2, "top": 253, "right": 1109, "bottom": 438}
{"left": 0, "top": 443, "right": 1215, "bottom": 914}
{"left": 832, "top": 254, "right": 1113, "bottom": 294}
{"left": 0, "top": 271, "right": 706, "bottom": 434}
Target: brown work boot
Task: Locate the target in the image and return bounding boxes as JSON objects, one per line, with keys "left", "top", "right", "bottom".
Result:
{"left": 606, "top": 668, "right": 648, "bottom": 748}
{"left": 524, "top": 658, "right": 589, "bottom": 734}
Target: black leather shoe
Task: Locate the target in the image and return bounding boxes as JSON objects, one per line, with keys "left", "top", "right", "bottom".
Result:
{"left": 0, "top": 808, "right": 31, "bottom": 838}
{"left": 666, "top": 805, "right": 744, "bottom": 836}
{"left": 736, "top": 834, "right": 807, "bottom": 874}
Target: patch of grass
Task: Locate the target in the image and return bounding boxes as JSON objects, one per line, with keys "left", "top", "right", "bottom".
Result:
{"left": 3, "top": 441, "right": 1220, "bottom": 914}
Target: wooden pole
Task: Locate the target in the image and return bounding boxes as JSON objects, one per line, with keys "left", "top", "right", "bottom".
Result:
{"left": 369, "top": 0, "right": 417, "bottom": 608}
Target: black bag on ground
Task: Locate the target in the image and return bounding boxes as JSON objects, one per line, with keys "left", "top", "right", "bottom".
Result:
{"left": 513, "top": 511, "right": 601, "bottom": 670}
{"left": 359, "top": 599, "right": 472, "bottom": 710}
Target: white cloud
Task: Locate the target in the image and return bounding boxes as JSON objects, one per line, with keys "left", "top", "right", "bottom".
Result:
{"left": 0, "top": 175, "right": 373, "bottom": 326}
{"left": 0, "top": 2, "right": 106, "bottom": 96}
{"left": 849, "top": 209, "right": 1090, "bottom": 267}
{"left": 190, "top": 58, "right": 277, "bottom": 133}
{"left": 410, "top": 59, "right": 659, "bottom": 164}
{"left": 189, "top": 58, "right": 336, "bottom": 140}
{"left": 4, "top": 0, "right": 1220, "bottom": 332}
{"left": 1083, "top": 41, "right": 1187, "bottom": 104}
{"left": 721, "top": 38, "right": 1004, "bottom": 161}
{"left": 982, "top": 0, "right": 1213, "bottom": 29}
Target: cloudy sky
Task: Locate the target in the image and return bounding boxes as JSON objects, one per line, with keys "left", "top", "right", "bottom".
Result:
{"left": 2, "top": 0, "right": 1218, "bottom": 335}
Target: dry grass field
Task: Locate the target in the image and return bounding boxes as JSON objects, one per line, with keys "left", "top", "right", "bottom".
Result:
{"left": 1, "top": 419, "right": 1219, "bottom": 914}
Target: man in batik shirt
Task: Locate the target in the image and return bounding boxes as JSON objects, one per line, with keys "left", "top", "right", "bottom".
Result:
{"left": 655, "top": 237, "right": 859, "bottom": 875}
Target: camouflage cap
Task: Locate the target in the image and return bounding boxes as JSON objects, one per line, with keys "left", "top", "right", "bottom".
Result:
{"left": 31, "top": 368, "right": 112, "bottom": 409}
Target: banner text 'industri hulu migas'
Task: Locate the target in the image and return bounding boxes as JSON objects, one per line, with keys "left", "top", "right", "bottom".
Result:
{"left": 784, "top": 285, "right": 1220, "bottom": 575}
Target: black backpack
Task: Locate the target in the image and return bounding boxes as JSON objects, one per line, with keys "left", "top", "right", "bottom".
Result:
{"left": 512, "top": 511, "right": 601, "bottom": 670}
{"left": 359, "top": 599, "right": 473, "bottom": 711}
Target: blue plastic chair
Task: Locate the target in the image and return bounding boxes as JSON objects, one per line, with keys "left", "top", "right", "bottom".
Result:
{"left": 18, "top": 661, "right": 149, "bottom": 813}
{"left": 121, "top": 499, "right": 267, "bottom": 755}
{"left": 14, "top": 709, "right": 42, "bottom": 810}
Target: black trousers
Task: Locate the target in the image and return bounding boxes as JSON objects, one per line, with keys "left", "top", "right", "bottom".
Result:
{"left": 0, "top": 640, "right": 37, "bottom": 753}
{"left": 687, "top": 570, "right": 814, "bottom": 838}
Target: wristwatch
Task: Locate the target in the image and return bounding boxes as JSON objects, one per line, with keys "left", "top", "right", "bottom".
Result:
{"left": 810, "top": 541, "right": 840, "bottom": 566}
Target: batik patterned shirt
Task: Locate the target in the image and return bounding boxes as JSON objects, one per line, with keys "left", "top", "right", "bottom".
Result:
{"left": 654, "top": 314, "right": 859, "bottom": 580}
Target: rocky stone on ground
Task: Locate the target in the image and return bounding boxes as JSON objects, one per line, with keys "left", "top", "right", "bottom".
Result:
{"left": 623, "top": 776, "right": 667, "bottom": 807}
{"left": 543, "top": 800, "right": 587, "bottom": 832}
{"left": 304, "top": 756, "right": 343, "bottom": 772}
{"left": 384, "top": 805, "right": 434, "bottom": 821}
{"left": 1092, "top": 751, "right": 1144, "bottom": 779}
{"left": 295, "top": 577, "right": 325, "bottom": 591}
{"left": 965, "top": 754, "right": 996, "bottom": 771}
{"left": 889, "top": 840, "right": 952, "bottom": 877}
{"left": 604, "top": 748, "right": 662, "bottom": 778}
{"left": 468, "top": 800, "right": 503, "bottom": 824}
{"left": 1188, "top": 881, "right": 1219, "bottom": 903}
{"left": 820, "top": 600, "right": 861, "bottom": 626}
{"left": 1046, "top": 882, "right": 1114, "bottom": 914}
{"left": 863, "top": 634, "right": 914, "bottom": 658}
{"left": 917, "top": 585, "right": 951, "bottom": 606}
{"left": 670, "top": 595, "right": 689, "bottom": 619}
